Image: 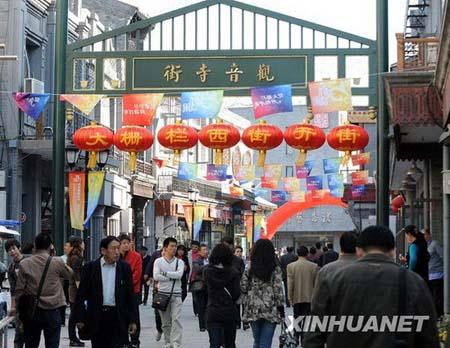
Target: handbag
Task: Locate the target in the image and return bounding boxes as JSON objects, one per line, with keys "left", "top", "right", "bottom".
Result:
{"left": 18, "top": 256, "right": 52, "bottom": 324}
{"left": 152, "top": 259, "right": 178, "bottom": 312}
{"left": 279, "top": 319, "right": 298, "bottom": 348}
{"left": 189, "top": 279, "right": 205, "bottom": 292}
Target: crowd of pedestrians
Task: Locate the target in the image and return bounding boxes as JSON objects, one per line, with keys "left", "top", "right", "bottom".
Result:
{"left": 1, "top": 223, "right": 444, "bottom": 348}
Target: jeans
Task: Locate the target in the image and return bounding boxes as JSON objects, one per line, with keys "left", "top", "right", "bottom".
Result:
{"left": 24, "top": 308, "right": 61, "bottom": 348}
{"left": 293, "top": 302, "right": 311, "bottom": 345}
{"left": 208, "top": 324, "right": 237, "bottom": 348}
{"left": 250, "top": 319, "right": 276, "bottom": 348}
{"left": 159, "top": 296, "right": 183, "bottom": 348}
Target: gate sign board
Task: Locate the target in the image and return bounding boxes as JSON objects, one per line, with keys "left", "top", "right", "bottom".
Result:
{"left": 132, "top": 55, "right": 306, "bottom": 90}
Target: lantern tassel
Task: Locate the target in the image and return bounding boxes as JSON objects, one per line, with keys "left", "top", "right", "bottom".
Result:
{"left": 296, "top": 150, "right": 307, "bottom": 166}
{"left": 129, "top": 152, "right": 137, "bottom": 172}
{"left": 256, "top": 150, "right": 266, "bottom": 167}
{"left": 173, "top": 150, "right": 180, "bottom": 166}
{"left": 214, "top": 149, "right": 223, "bottom": 165}
{"left": 87, "top": 152, "right": 97, "bottom": 169}
{"left": 342, "top": 151, "right": 352, "bottom": 165}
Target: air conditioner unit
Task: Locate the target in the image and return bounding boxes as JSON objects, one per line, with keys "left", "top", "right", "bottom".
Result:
{"left": 24, "top": 78, "right": 44, "bottom": 94}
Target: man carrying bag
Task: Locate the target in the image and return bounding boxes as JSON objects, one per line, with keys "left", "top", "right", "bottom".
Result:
{"left": 153, "top": 238, "right": 185, "bottom": 348}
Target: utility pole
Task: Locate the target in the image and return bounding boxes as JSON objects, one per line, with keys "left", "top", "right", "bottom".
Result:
{"left": 52, "top": 0, "right": 68, "bottom": 253}
{"left": 376, "top": 0, "right": 390, "bottom": 227}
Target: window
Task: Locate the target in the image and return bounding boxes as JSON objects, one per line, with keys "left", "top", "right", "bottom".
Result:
{"left": 285, "top": 166, "right": 294, "bottom": 177}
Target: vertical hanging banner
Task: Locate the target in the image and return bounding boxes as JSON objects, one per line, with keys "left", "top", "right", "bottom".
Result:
{"left": 352, "top": 185, "right": 366, "bottom": 198}
{"left": 181, "top": 90, "right": 224, "bottom": 119}
{"left": 251, "top": 84, "right": 293, "bottom": 119}
{"left": 351, "top": 170, "right": 369, "bottom": 185}
{"left": 68, "top": 171, "right": 86, "bottom": 231}
{"left": 177, "top": 162, "right": 198, "bottom": 180}
{"left": 296, "top": 160, "right": 315, "bottom": 179}
{"left": 13, "top": 93, "right": 50, "bottom": 120}
{"left": 60, "top": 94, "right": 105, "bottom": 115}
{"left": 352, "top": 152, "right": 371, "bottom": 166}
{"left": 122, "top": 93, "right": 163, "bottom": 126}
{"left": 327, "top": 174, "right": 345, "bottom": 198}
{"left": 193, "top": 206, "right": 206, "bottom": 241}
{"left": 308, "top": 79, "right": 353, "bottom": 114}
{"left": 271, "top": 190, "right": 287, "bottom": 203}
{"left": 323, "top": 158, "right": 342, "bottom": 174}
{"left": 245, "top": 214, "right": 254, "bottom": 244}
{"left": 84, "top": 171, "right": 105, "bottom": 227}
{"left": 183, "top": 205, "right": 193, "bottom": 233}
{"left": 306, "top": 176, "right": 323, "bottom": 191}
{"left": 263, "top": 164, "right": 282, "bottom": 180}
{"left": 206, "top": 164, "right": 228, "bottom": 181}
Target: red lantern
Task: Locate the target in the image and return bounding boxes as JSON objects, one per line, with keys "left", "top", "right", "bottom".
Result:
{"left": 391, "top": 194, "right": 405, "bottom": 214}
{"left": 198, "top": 121, "right": 240, "bottom": 164}
{"left": 114, "top": 126, "right": 153, "bottom": 171}
{"left": 73, "top": 123, "right": 114, "bottom": 168}
{"left": 157, "top": 121, "right": 198, "bottom": 161}
{"left": 284, "top": 123, "right": 326, "bottom": 166}
{"left": 327, "top": 124, "right": 369, "bottom": 163}
{"left": 242, "top": 120, "right": 283, "bottom": 167}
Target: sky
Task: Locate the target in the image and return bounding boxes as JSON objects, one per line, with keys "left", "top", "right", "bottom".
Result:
{"left": 120, "top": 0, "right": 406, "bottom": 64}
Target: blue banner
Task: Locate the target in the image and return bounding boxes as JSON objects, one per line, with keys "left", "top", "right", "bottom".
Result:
{"left": 206, "top": 164, "right": 228, "bottom": 181}
{"left": 84, "top": 172, "right": 105, "bottom": 228}
{"left": 251, "top": 84, "right": 293, "bottom": 119}
{"left": 327, "top": 174, "right": 344, "bottom": 198}
{"left": 323, "top": 158, "right": 342, "bottom": 174}
{"left": 181, "top": 90, "right": 223, "bottom": 119}
{"left": 178, "top": 162, "right": 198, "bottom": 180}
{"left": 13, "top": 93, "right": 50, "bottom": 120}
{"left": 296, "top": 160, "right": 315, "bottom": 179}
{"left": 271, "top": 190, "right": 287, "bottom": 203}
{"left": 306, "top": 176, "right": 323, "bottom": 191}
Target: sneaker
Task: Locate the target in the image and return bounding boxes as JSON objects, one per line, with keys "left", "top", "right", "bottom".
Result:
{"left": 69, "top": 341, "right": 85, "bottom": 347}
{"left": 155, "top": 331, "right": 162, "bottom": 342}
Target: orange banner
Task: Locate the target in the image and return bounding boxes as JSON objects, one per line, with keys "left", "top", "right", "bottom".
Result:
{"left": 69, "top": 171, "right": 86, "bottom": 230}
{"left": 123, "top": 93, "right": 163, "bottom": 126}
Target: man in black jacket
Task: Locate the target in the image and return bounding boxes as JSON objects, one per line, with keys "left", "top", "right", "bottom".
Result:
{"left": 74, "top": 236, "right": 137, "bottom": 348}
{"left": 280, "top": 246, "right": 298, "bottom": 307}
{"left": 304, "top": 225, "right": 439, "bottom": 348}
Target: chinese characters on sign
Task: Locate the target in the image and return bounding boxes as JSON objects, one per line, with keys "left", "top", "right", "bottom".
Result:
{"left": 122, "top": 94, "right": 163, "bottom": 126}
{"left": 164, "top": 64, "right": 183, "bottom": 82}
{"left": 165, "top": 128, "right": 190, "bottom": 144}
{"left": 251, "top": 85, "right": 293, "bottom": 119}
{"left": 119, "top": 131, "right": 143, "bottom": 147}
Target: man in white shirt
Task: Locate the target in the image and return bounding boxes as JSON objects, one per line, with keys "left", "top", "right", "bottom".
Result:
{"left": 153, "top": 237, "right": 185, "bottom": 348}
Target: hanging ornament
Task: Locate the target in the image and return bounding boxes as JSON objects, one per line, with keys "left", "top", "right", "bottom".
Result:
{"left": 391, "top": 194, "right": 405, "bottom": 214}
{"left": 114, "top": 126, "right": 153, "bottom": 172}
{"left": 327, "top": 124, "right": 369, "bottom": 164}
{"left": 242, "top": 120, "right": 283, "bottom": 167}
{"left": 198, "top": 120, "right": 240, "bottom": 165}
{"left": 284, "top": 123, "right": 325, "bottom": 166}
{"left": 73, "top": 123, "right": 114, "bottom": 169}
{"left": 157, "top": 120, "right": 198, "bottom": 163}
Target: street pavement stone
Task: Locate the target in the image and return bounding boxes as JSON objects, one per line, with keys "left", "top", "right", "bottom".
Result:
{"left": 6, "top": 294, "right": 285, "bottom": 347}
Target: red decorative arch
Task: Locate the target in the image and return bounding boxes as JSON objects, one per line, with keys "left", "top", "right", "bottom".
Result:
{"left": 266, "top": 193, "right": 348, "bottom": 240}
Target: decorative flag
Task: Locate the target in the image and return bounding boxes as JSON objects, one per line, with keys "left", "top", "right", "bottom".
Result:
{"left": 327, "top": 174, "right": 344, "bottom": 198}
{"left": 230, "top": 186, "right": 244, "bottom": 198}
{"left": 283, "top": 178, "right": 301, "bottom": 192}
{"left": 177, "top": 162, "right": 198, "bottom": 180}
{"left": 251, "top": 84, "right": 293, "bottom": 119}
{"left": 152, "top": 157, "right": 165, "bottom": 168}
{"left": 352, "top": 185, "right": 366, "bottom": 198}
{"left": 308, "top": 79, "right": 352, "bottom": 114}
{"left": 234, "top": 165, "right": 255, "bottom": 181}
{"left": 60, "top": 94, "right": 105, "bottom": 115}
{"left": 306, "top": 176, "right": 323, "bottom": 191}
{"left": 323, "top": 158, "right": 342, "bottom": 175}
{"left": 193, "top": 206, "right": 206, "bottom": 241}
{"left": 122, "top": 93, "right": 163, "bottom": 126}
{"left": 271, "top": 190, "right": 287, "bottom": 203}
{"left": 13, "top": 93, "right": 50, "bottom": 120}
{"left": 83, "top": 171, "right": 105, "bottom": 227}
{"left": 68, "top": 171, "right": 86, "bottom": 231}
{"left": 181, "top": 90, "right": 224, "bottom": 119}
{"left": 352, "top": 170, "right": 369, "bottom": 185}
{"left": 312, "top": 113, "right": 329, "bottom": 129}
{"left": 290, "top": 191, "right": 306, "bottom": 203}
{"left": 206, "top": 164, "right": 228, "bottom": 181}
{"left": 261, "top": 178, "right": 278, "bottom": 189}
{"left": 296, "top": 160, "right": 315, "bottom": 179}
{"left": 263, "top": 164, "right": 282, "bottom": 180}
{"left": 183, "top": 205, "right": 193, "bottom": 233}
{"left": 352, "top": 152, "right": 371, "bottom": 166}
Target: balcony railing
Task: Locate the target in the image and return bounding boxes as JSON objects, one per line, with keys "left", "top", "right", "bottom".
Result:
{"left": 396, "top": 33, "right": 439, "bottom": 71}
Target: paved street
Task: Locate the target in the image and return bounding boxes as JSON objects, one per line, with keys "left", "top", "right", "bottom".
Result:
{"left": 6, "top": 294, "right": 285, "bottom": 348}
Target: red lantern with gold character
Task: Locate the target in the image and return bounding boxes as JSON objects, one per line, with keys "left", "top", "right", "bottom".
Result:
{"left": 284, "top": 123, "right": 326, "bottom": 166}
{"left": 157, "top": 121, "right": 198, "bottom": 162}
{"left": 198, "top": 120, "right": 240, "bottom": 165}
{"left": 327, "top": 124, "right": 369, "bottom": 164}
{"left": 73, "top": 123, "right": 114, "bottom": 169}
{"left": 242, "top": 120, "right": 283, "bottom": 167}
{"left": 114, "top": 126, "right": 153, "bottom": 171}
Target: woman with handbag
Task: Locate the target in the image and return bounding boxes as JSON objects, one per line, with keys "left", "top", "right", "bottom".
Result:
{"left": 204, "top": 243, "right": 241, "bottom": 348}
{"left": 241, "top": 239, "right": 285, "bottom": 348}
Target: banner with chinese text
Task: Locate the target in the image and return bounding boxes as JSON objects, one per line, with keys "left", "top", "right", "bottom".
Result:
{"left": 352, "top": 170, "right": 369, "bottom": 185}
{"left": 296, "top": 160, "right": 315, "bottom": 179}
{"left": 13, "top": 93, "right": 50, "bottom": 120}
{"left": 308, "top": 79, "right": 352, "bottom": 114}
{"left": 306, "top": 176, "right": 323, "bottom": 191}
{"left": 69, "top": 172, "right": 85, "bottom": 231}
{"left": 352, "top": 185, "right": 366, "bottom": 198}
{"left": 327, "top": 174, "right": 344, "bottom": 198}
{"left": 234, "top": 165, "right": 255, "bottom": 181}
{"left": 251, "top": 84, "right": 293, "bottom": 119}
{"left": 290, "top": 191, "right": 306, "bottom": 203}
{"left": 352, "top": 152, "right": 371, "bottom": 166}
{"left": 206, "top": 164, "right": 227, "bottom": 181}
{"left": 271, "top": 190, "right": 287, "bottom": 203}
{"left": 123, "top": 93, "right": 163, "bottom": 126}
{"left": 181, "top": 90, "right": 224, "bottom": 119}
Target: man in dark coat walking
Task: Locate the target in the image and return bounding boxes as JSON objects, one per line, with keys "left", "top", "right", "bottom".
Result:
{"left": 73, "top": 236, "right": 138, "bottom": 348}
{"left": 280, "top": 246, "right": 298, "bottom": 307}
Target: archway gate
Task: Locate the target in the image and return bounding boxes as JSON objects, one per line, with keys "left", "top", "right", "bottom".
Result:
{"left": 67, "top": 0, "right": 377, "bottom": 101}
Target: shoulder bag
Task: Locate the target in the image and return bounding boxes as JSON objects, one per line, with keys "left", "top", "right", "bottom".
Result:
{"left": 152, "top": 259, "right": 178, "bottom": 312}
{"left": 18, "top": 256, "right": 52, "bottom": 324}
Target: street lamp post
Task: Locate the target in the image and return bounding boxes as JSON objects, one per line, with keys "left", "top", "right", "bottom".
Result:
{"left": 250, "top": 203, "right": 258, "bottom": 247}
{"left": 188, "top": 188, "right": 199, "bottom": 241}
